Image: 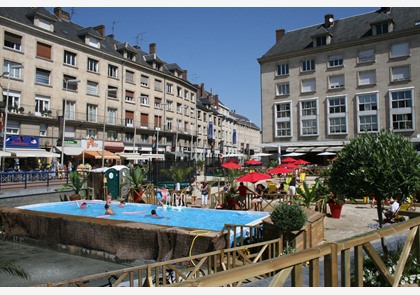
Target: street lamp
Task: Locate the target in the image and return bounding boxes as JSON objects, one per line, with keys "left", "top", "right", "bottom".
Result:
{"left": 102, "top": 88, "right": 117, "bottom": 168}
{"left": 2, "top": 64, "right": 23, "bottom": 169}
{"left": 61, "top": 79, "right": 80, "bottom": 166}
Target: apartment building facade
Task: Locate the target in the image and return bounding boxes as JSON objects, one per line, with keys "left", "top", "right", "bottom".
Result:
{"left": 0, "top": 7, "right": 260, "bottom": 168}
{"left": 258, "top": 7, "right": 420, "bottom": 159}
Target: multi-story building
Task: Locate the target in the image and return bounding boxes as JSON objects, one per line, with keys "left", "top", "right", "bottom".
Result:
{"left": 0, "top": 7, "right": 260, "bottom": 169}
{"left": 258, "top": 7, "right": 420, "bottom": 162}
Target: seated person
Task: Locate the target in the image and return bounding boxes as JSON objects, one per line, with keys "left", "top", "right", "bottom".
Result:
{"left": 234, "top": 182, "right": 253, "bottom": 209}
{"left": 383, "top": 197, "right": 400, "bottom": 221}
{"left": 250, "top": 184, "right": 266, "bottom": 211}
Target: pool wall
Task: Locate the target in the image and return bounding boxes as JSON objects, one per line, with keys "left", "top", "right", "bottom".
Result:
{"left": 0, "top": 206, "right": 227, "bottom": 262}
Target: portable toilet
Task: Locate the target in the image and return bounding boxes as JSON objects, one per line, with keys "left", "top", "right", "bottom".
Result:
{"left": 104, "top": 165, "right": 129, "bottom": 200}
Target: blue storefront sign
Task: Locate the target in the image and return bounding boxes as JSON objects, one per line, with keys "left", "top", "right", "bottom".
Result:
{"left": 4, "top": 135, "right": 40, "bottom": 148}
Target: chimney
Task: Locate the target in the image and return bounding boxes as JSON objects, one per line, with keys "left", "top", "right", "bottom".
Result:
{"left": 54, "top": 7, "right": 70, "bottom": 21}
{"left": 149, "top": 43, "right": 156, "bottom": 54}
{"left": 94, "top": 25, "right": 105, "bottom": 38}
{"left": 106, "top": 34, "right": 114, "bottom": 39}
{"left": 214, "top": 95, "right": 219, "bottom": 108}
{"left": 182, "top": 70, "right": 188, "bottom": 80}
{"left": 324, "top": 14, "right": 334, "bottom": 28}
{"left": 199, "top": 83, "right": 205, "bottom": 98}
{"left": 276, "top": 29, "right": 285, "bottom": 42}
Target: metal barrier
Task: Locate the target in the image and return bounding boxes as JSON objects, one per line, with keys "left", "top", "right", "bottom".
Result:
{"left": 0, "top": 170, "right": 68, "bottom": 191}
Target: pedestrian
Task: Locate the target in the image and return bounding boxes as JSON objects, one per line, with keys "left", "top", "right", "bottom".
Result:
{"left": 200, "top": 181, "right": 210, "bottom": 208}
{"left": 289, "top": 176, "right": 297, "bottom": 195}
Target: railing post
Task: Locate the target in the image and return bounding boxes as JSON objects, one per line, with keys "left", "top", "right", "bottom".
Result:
{"left": 324, "top": 242, "right": 339, "bottom": 287}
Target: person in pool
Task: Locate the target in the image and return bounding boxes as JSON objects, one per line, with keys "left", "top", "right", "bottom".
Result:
{"left": 104, "top": 203, "right": 115, "bottom": 215}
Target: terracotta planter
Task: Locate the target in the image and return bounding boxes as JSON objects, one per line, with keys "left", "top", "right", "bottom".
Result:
{"left": 329, "top": 203, "right": 343, "bottom": 219}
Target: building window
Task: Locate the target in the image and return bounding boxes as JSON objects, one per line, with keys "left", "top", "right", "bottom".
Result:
{"left": 316, "top": 35, "right": 327, "bottom": 46}
{"left": 87, "top": 58, "right": 99, "bottom": 73}
{"left": 390, "top": 42, "right": 410, "bottom": 59}
{"left": 301, "top": 59, "right": 315, "bottom": 72}
{"left": 125, "top": 111, "right": 134, "bottom": 127}
{"left": 64, "top": 100, "right": 76, "bottom": 120}
{"left": 274, "top": 102, "right": 291, "bottom": 137}
{"left": 327, "top": 96, "right": 347, "bottom": 134}
{"left": 125, "top": 70, "right": 134, "bottom": 83}
{"left": 140, "top": 94, "right": 149, "bottom": 105}
{"left": 166, "top": 83, "right": 173, "bottom": 94}
{"left": 166, "top": 101, "right": 173, "bottom": 112}
{"left": 328, "top": 55, "right": 343, "bottom": 68}
{"left": 166, "top": 118, "right": 173, "bottom": 131}
{"left": 276, "top": 82, "right": 290, "bottom": 96}
{"left": 107, "top": 130, "right": 117, "bottom": 141}
{"left": 5, "top": 120, "right": 19, "bottom": 135}
{"left": 107, "top": 86, "right": 117, "bottom": 99}
{"left": 87, "top": 104, "right": 97, "bottom": 123}
{"left": 140, "top": 134, "right": 148, "bottom": 143}
{"left": 36, "top": 17, "right": 53, "bottom": 31}
{"left": 125, "top": 90, "right": 134, "bottom": 103}
{"left": 300, "top": 99, "right": 318, "bottom": 136}
{"left": 63, "top": 75, "right": 79, "bottom": 91}
{"left": 374, "top": 22, "right": 389, "bottom": 35}
{"left": 141, "top": 113, "right": 149, "bottom": 128}
{"left": 358, "top": 70, "right": 376, "bottom": 86}
{"left": 3, "top": 60, "right": 23, "bottom": 79}
{"left": 86, "top": 129, "right": 97, "bottom": 139}
{"left": 276, "top": 64, "right": 289, "bottom": 76}
{"left": 86, "top": 81, "right": 99, "bottom": 96}
{"left": 155, "top": 79, "right": 162, "bottom": 91}
{"left": 390, "top": 65, "right": 410, "bottom": 82}
{"left": 184, "top": 90, "right": 189, "bottom": 100}
{"left": 328, "top": 75, "right": 345, "bottom": 89}
{"left": 39, "top": 123, "right": 47, "bottom": 137}
{"left": 36, "top": 42, "right": 51, "bottom": 59}
{"left": 107, "top": 108, "right": 117, "bottom": 125}
{"left": 64, "top": 50, "right": 76, "bottom": 66}
{"left": 141, "top": 75, "right": 149, "bottom": 87}
{"left": 191, "top": 93, "right": 195, "bottom": 103}
{"left": 35, "top": 68, "right": 50, "bottom": 85}
{"left": 358, "top": 49, "right": 375, "bottom": 63}
{"left": 108, "top": 64, "right": 118, "bottom": 78}
{"left": 177, "top": 86, "right": 182, "bottom": 97}
{"left": 2, "top": 90, "right": 20, "bottom": 112}
{"left": 4, "top": 31, "right": 22, "bottom": 51}
{"left": 87, "top": 37, "right": 100, "bottom": 48}
{"left": 390, "top": 88, "right": 413, "bottom": 131}
{"left": 357, "top": 92, "right": 379, "bottom": 132}
{"left": 34, "top": 95, "right": 50, "bottom": 117}
{"left": 301, "top": 78, "right": 316, "bottom": 93}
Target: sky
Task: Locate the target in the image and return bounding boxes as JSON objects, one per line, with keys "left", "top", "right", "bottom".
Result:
{"left": 40, "top": 5, "right": 382, "bottom": 128}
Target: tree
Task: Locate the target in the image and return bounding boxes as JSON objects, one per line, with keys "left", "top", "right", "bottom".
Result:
{"left": 125, "top": 165, "right": 147, "bottom": 201}
{"left": 329, "top": 130, "right": 420, "bottom": 227}
{"left": 160, "top": 166, "right": 194, "bottom": 188}
{"left": 62, "top": 171, "right": 90, "bottom": 200}
{"left": 270, "top": 202, "right": 307, "bottom": 252}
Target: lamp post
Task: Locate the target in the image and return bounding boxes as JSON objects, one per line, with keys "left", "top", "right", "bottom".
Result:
{"left": 101, "top": 88, "right": 117, "bottom": 168}
{"left": 2, "top": 64, "right": 23, "bottom": 171}
{"left": 61, "top": 79, "right": 80, "bottom": 166}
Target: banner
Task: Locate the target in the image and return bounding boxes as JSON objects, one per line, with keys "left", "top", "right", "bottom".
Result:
{"left": 233, "top": 129, "right": 237, "bottom": 145}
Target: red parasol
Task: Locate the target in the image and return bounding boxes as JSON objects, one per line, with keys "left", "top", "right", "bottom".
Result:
{"left": 221, "top": 162, "right": 242, "bottom": 170}
{"left": 236, "top": 171, "right": 271, "bottom": 183}
{"left": 245, "top": 159, "right": 262, "bottom": 165}
{"left": 282, "top": 157, "right": 297, "bottom": 163}
{"left": 267, "top": 166, "right": 294, "bottom": 175}
{"left": 281, "top": 163, "right": 300, "bottom": 169}
{"left": 294, "top": 159, "right": 311, "bottom": 165}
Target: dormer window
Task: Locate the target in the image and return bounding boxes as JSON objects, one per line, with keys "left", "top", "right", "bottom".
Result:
{"left": 36, "top": 17, "right": 54, "bottom": 32}
{"left": 375, "top": 23, "right": 389, "bottom": 34}
{"left": 88, "top": 37, "right": 100, "bottom": 48}
{"left": 316, "top": 36, "right": 327, "bottom": 46}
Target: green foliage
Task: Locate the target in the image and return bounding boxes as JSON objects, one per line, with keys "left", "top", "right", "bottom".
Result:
{"left": 268, "top": 160, "right": 278, "bottom": 168}
{"left": 160, "top": 165, "right": 194, "bottom": 185}
{"left": 270, "top": 202, "right": 307, "bottom": 234}
{"left": 295, "top": 180, "right": 320, "bottom": 208}
{"left": 196, "top": 160, "right": 204, "bottom": 171}
{"left": 329, "top": 130, "right": 420, "bottom": 224}
{"left": 0, "top": 260, "right": 30, "bottom": 279}
{"left": 63, "top": 171, "right": 89, "bottom": 197}
{"left": 126, "top": 165, "right": 146, "bottom": 192}
{"left": 225, "top": 168, "right": 241, "bottom": 191}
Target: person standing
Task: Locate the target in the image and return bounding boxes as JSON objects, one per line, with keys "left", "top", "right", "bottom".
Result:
{"left": 201, "top": 181, "right": 210, "bottom": 208}
{"left": 288, "top": 176, "right": 297, "bottom": 195}
{"left": 235, "top": 182, "right": 253, "bottom": 209}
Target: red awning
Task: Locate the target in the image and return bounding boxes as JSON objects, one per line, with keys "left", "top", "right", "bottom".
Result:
{"left": 104, "top": 141, "right": 124, "bottom": 153}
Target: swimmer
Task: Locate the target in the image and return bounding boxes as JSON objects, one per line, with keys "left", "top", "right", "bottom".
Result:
{"left": 80, "top": 202, "right": 87, "bottom": 209}
{"left": 104, "top": 203, "right": 115, "bottom": 215}
{"left": 151, "top": 209, "right": 159, "bottom": 217}
{"left": 119, "top": 200, "right": 126, "bottom": 208}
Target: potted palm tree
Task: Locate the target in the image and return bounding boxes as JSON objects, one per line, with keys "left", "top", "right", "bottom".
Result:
{"left": 125, "top": 165, "right": 146, "bottom": 202}
{"left": 63, "top": 171, "right": 90, "bottom": 200}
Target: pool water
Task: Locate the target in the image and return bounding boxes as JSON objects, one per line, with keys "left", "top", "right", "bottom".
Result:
{"left": 18, "top": 201, "right": 270, "bottom": 232}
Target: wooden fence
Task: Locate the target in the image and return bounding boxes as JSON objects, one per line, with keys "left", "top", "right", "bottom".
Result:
{"left": 41, "top": 216, "right": 420, "bottom": 287}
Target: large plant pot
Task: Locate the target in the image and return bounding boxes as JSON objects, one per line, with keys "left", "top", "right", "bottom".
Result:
{"left": 329, "top": 203, "right": 343, "bottom": 219}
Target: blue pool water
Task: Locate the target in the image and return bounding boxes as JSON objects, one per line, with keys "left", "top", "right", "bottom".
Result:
{"left": 18, "top": 201, "right": 269, "bottom": 232}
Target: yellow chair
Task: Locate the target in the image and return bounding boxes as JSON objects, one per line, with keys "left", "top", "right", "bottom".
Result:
{"left": 299, "top": 172, "right": 306, "bottom": 182}
{"left": 266, "top": 180, "right": 277, "bottom": 194}
{"left": 394, "top": 203, "right": 412, "bottom": 222}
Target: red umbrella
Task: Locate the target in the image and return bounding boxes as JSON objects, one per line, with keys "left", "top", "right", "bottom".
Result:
{"left": 267, "top": 166, "right": 294, "bottom": 175}
{"left": 294, "top": 159, "right": 311, "bottom": 165}
{"left": 221, "top": 162, "right": 242, "bottom": 170}
{"left": 281, "top": 163, "right": 300, "bottom": 169}
{"left": 245, "top": 159, "right": 262, "bottom": 165}
{"left": 237, "top": 172, "right": 271, "bottom": 183}
{"left": 282, "top": 157, "right": 297, "bottom": 163}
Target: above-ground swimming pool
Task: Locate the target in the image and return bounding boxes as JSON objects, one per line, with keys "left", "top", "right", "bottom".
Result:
{"left": 18, "top": 201, "right": 270, "bottom": 232}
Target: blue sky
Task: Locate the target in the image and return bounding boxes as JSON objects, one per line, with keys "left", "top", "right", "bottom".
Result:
{"left": 46, "top": 6, "right": 378, "bottom": 128}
